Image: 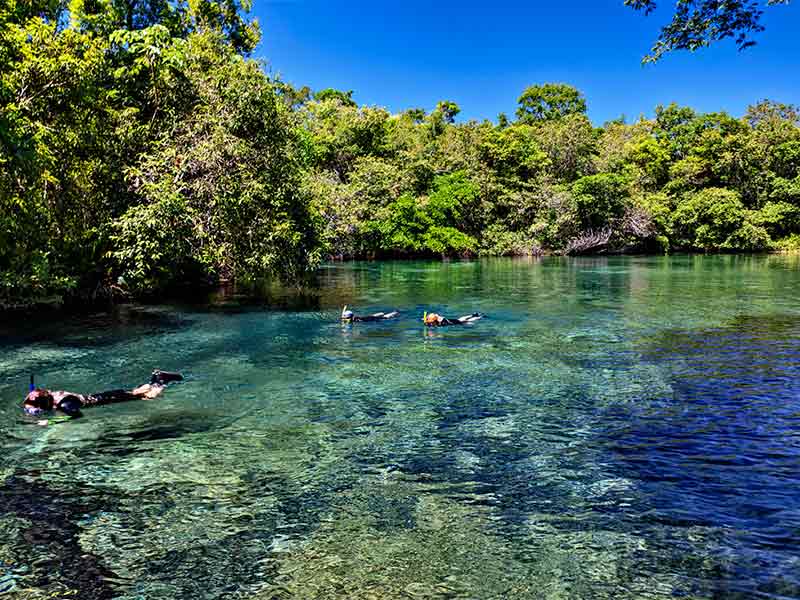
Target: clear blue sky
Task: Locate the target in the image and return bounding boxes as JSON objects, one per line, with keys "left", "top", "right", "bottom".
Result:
{"left": 252, "top": 0, "right": 798, "bottom": 125}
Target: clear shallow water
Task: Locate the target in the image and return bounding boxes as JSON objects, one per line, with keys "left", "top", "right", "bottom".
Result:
{"left": 1, "top": 255, "right": 799, "bottom": 599}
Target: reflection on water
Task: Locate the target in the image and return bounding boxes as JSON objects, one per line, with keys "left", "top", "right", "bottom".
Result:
{"left": 1, "top": 255, "right": 800, "bottom": 599}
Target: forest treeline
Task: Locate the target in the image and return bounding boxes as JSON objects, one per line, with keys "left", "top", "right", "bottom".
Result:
{"left": 2, "top": 2, "right": 800, "bottom": 307}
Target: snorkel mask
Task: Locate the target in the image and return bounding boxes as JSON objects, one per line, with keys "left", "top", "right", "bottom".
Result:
{"left": 341, "top": 306, "right": 354, "bottom": 321}
{"left": 23, "top": 387, "right": 54, "bottom": 415}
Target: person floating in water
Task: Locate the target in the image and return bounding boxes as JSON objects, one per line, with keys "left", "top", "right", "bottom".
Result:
{"left": 341, "top": 306, "right": 399, "bottom": 322}
{"left": 423, "top": 311, "right": 484, "bottom": 327}
{"left": 22, "top": 370, "right": 184, "bottom": 420}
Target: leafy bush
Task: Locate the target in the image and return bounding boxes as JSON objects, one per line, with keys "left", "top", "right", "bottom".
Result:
{"left": 753, "top": 201, "right": 800, "bottom": 238}
{"left": 479, "top": 125, "right": 550, "bottom": 181}
{"left": 572, "top": 173, "right": 631, "bottom": 230}
{"left": 774, "top": 234, "right": 800, "bottom": 251}
{"left": 374, "top": 185, "right": 478, "bottom": 256}
{"left": 671, "top": 188, "right": 747, "bottom": 250}
{"left": 111, "top": 195, "right": 201, "bottom": 293}
{"left": 479, "top": 224, "right": 541, "bottom": 256}
{"left": 723, "top": 219, "right": 772, "bottom": 251}
{"left": 772, "top": 141, "right": 800, "bottom": 179}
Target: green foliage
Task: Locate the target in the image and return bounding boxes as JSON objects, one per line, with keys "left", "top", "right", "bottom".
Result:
{"left": 373, "top": 173, "right": 478, "bottom": 256}
{"left": 752, "top": 200, "right": 800, "bottom": 238}
{"left": 0, "top": 2, "right": 318, "bottom": 307}
{"left": 671, "top": 188, "right": 752, "bottom": 250}
{"left": 305, "top": 101, "right": 394, "bottom": 177}
{"left": 314, "top": 88, "right": 357, "bottom": 107}
{"left": 572, "top": 173, "right": 631, "bottom": 229}
{"left": 772, "top": 141, "right": 800, "bottom": 178}
{"left": 427, "top": 100, "right": 461, "bottom": 136}
{"left": 479, "top": 125, "right": 549, "bottom": 180}
{"left": 774, "top": 233, "right": 800, "bottom": 251}
{"left": 769, "top": 176, "right": 800, "bottom": 205}
{"left": 479, "top": 224, "right": 540, "bottom": 256}
{"left": 636, "top": 193, "right": 672, "bottom": 251}
{"left": 626, "top": 0, "right": 793, "bottom": 62}
{"left": 516, "top": 83, "right": 586, "bottom": 123}
{"left": 124, "top": 35, "right": 320, "bottom": 284}
{"left": 111, "top": 194, "right": 200, "bottom": 292}
{"left": 533, "top": 114, "right": 596, "bottom": 182}
{"left": 427, "top": 172, "right": 478, "bottom": 223}
{"left": 403, "top": 108, "right": 426, "bottom": 123}
{"left": 624, "top": 137, "right": 670, "bottom": 188}
{"left": 3, "top": 5, "right": 800, "bottom": 310}
{"left": 374, "top": 194, "right": 429, "bottom": 253}
{"left": 434, "top": 101, "right": 461, "bottom": 124}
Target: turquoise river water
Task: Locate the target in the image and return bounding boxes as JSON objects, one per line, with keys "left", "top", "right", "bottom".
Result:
{"left": 1, "top": 255, "right": 799, "bottom": 599}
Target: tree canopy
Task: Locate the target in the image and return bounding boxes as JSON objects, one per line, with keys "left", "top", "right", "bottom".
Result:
{"left": 2, "top": 1, "right": 800, "bottom": 309}
{"left": 516, "top": 84, "right": 587, "bottom": 123}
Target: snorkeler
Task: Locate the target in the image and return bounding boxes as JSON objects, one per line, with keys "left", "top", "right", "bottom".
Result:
{"left": 341, "top": 306, "right": 399, "bottom": 322}
{"left": 423, "top": 312, "right": 485, "bottom": 327}
{"left": 22, "top": 370, "right": 184, "bottom": 419}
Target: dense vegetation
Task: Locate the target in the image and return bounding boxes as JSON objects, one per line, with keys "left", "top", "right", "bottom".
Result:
{"left": 2, "top": 2, "right": 800, "bottom": 307}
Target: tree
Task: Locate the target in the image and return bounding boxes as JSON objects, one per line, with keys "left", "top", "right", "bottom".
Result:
{"left": 402, "top": 108, "right": 427, "bottom": 123}
{"left": 313, "top": 88, "right": 357, "bottom": 107}
{"left": 671, "top": 187, "right": 757, "bottom": 250}
{"left": 114, "top": 33, "right": 320, "bottom": 289}
{"left": 67, "top": 0, "right": 261, "bottom": 52}
{"left": 516, "top": 83, "right": 586, "bottom": 123}
{"left": 425, "top": 100, "right": 461, "bottom": 137}
{"left": 434, "top": 100, "right": 460, "bottom": 124}
{"left": 479, "top": 124, "right": 550, "bottom": 181}
{"left": 572, "top": 173, "right": 631, "bottom": 230}
{"left": 626, "top": 0, "right": 793, "bottom": 62}
{"left": 745, "top": 99, "right": 800, "bottom": 127}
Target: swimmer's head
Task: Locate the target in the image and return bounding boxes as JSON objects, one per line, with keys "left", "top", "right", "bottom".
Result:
{"left": 423, "top": 313, "right": 440, "bottom": 326}
{"left": 341, "top": 306, "right": 354, "bottom": 321}
{"left": 23, "top": 389, "right": 54, "bottom": 415}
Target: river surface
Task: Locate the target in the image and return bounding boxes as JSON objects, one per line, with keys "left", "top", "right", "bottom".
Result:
{"left": 1, "top": 255, "right": 799, "bottom": 599}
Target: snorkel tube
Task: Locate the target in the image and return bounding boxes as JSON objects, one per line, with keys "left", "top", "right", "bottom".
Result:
{"left": 24, "top": 375, "right": 40, "bottom": 415}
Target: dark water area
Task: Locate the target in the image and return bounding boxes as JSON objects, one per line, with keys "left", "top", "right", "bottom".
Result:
{"left": 1, "top": 255, "right": 799, "bottom": 599}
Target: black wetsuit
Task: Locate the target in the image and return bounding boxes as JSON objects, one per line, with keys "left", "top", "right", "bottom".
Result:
{"left": 55, "top": 370, "right": 183, "bottom": 415}
{"left": 439, "top": 318, "right": 463, "bottom": 326}
{"left": 84, "top": 371, "right": 183, "bottom": 405}
{"left": 343, "top": 311, "right": 399, "bottom": 323}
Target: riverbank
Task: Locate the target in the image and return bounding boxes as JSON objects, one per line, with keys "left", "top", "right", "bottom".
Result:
{"left": 4, "top": 250, "right": 798, "bottom": 316}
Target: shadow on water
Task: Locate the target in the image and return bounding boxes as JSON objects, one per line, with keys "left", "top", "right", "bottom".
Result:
{"left": 0, "top": 305, "right": 193, "bottom": 349}
{"left": 600, "top": 313, "right": 800, "bottom": 598}
{"left": 0, "top": 473, "right": 119, "bottom": 599}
